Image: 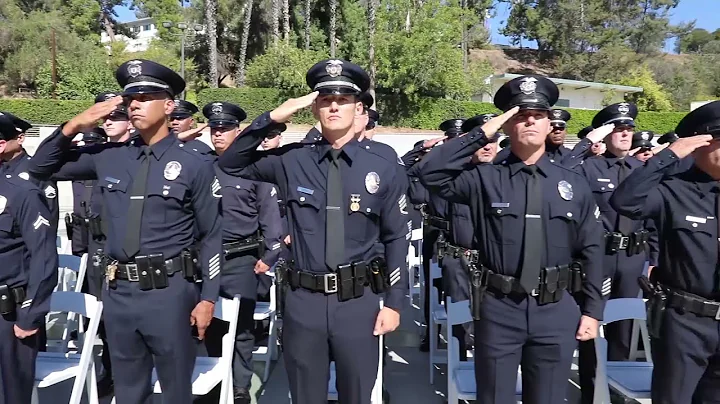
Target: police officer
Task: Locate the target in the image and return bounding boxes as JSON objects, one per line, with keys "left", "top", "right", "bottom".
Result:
{"left": 609, "top": 100, "right": 720, "bottom": 403}
{"left": 28, "top": 59, "right": 222, "bottom": 404}
{"left": 631, "top": 130, "right": 655, "bottom": 163}
{"left": 96, "top": 91, "right": 133, "bottom": 143}
{"left": 577, "top": 125, "right": 607, "bottom": 157}
{"left": 570, "top": 102, "right": 655, "bottom": 403}
{"left": 261, "top": 122, "right": 286, "bottom": 151}
{"left": 0, "top": 111, "right": 59, "bottom": 233}
{"left": 170, "top": 99, "right": 199, "bottom": 133}
{"left": 70, "top": 128, "right": 107, "bottom": 257}
{"left": 358, "top": 91, "right": 380, "bottom": 140}
{"left": 0, "top": 170, "right": 58, "bottom": 404}
{"left": 546, "top": 108, "right": 571, "bottom": 160}
{"left": 217, "top": 59, "right": 409, "bottom": 404}
{"left": 201, "top": 101, "right": 284, "bottom": 403}
{"left": 416, "top": 74, "right": 604, "bottom": 404}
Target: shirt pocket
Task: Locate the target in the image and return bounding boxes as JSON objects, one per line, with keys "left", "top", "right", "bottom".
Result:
{"left": 146, "top": 180, "right": 187, "bottom": 224}
{"left": 671, "top": 214, "right": 714, "bottom": 255}
{"left": 287, "top": 185, "right": 322, "bottom": 235}
{"left": 98, "top": 177, "right": 129, "bottom": 218}
{"left": 548, "top": 203, "right": 579, "bottom": 248}
{"left": 486, "top": 204, "right": 521, "bottom": 245}
{"left": 0, "top": 213, "right": 14, "bottom": 235}
{"left": 347, "top": 194, "right": 382, "bottom": 242}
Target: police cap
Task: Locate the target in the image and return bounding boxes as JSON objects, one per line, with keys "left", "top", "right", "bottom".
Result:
{"left": 461, "top": 114, "right": 496, "bottom": 133}
{"left": 0, "top": 111, "right": 31, "bottom": 141}
{"left": 360, "top": 92, "right": 374, "bottom": 109}
{"left": 577, "top": 126, "right": 594, "bottom": 140}
{"left": 632, "top": 130, "right": 654, "bottom": 150}
{"left": 81, "top": 127, "right": 107, "bottom": 144}
{"left": 493, "top": 75, "right": 559, "bottom": 112}
{"left": 591, "top": 102, "right": 637, "bottom": 128}
{"left": 171, "top": 99, "right": 199, "bottom": 120}
{"left": 550, "top": 109, "right": 571, "bottom": 128}
{"left": 95, "top": 91, "right": 128, "bottom": 119}
{"left": 439, "top": 119, "right": 465, "bottom": 138}
{"left": 499, "top": 137, "right": 510, "bottom": 148}
{"left": 675, "top": 101, "right": 720, "bottom": 139}
{"left": 116, "top": 59, "right": 185, "bottom": 97}
{"left": 306, "top": 59, "right": 370, "bottom": 95}
{"left": 202, "top": 102, "right": 247, "bottom": 128}
{"left": 367, "top": 110, "right": 380, "bottom": 126}
{"left": 268, "top": 123, "right": 287, "bottom": 137}
{"left": 657, "top": 131, "right": 678, "bottom": 145}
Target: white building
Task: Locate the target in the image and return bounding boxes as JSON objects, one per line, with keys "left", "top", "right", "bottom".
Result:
{"left": 477, "top": 73, "right": 643, "bottom": 110}
{"left": 100, "top": 17, "right": 159, "bottom": 53}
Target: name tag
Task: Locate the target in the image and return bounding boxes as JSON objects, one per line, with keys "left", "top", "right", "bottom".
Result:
{"left": 685, "top": 215, "right": 707, "bottom": 224}
{"left": 297, "top": 186, "right": 314, "bottom": 195}
{"left": 491, "top": 202, "right": 510, "bottom": 208}
{"left": 104, "top": 177, "right": 120, "bottom": 184}
{"left": 597, "top": 178, "right": 610, "bottom": 182}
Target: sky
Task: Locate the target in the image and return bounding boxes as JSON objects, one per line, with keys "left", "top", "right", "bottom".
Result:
{"left": 114, "top": 0, "right": 718, "bottom": 54}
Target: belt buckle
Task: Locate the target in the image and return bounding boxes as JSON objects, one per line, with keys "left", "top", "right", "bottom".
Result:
{"left": 715, "top": 304, "right": 720, "bottom": 321}
{"left": 126, "top": 264, "right": 140, "bottom": 282}
{"left": 324, "top": 273, "right": 338, "bottom": 294}
{"left": 619, "top": 236, "right": 630, "bottom": 250}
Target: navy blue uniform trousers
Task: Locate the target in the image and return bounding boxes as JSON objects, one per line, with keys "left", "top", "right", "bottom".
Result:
{"left": 283, "top": 286, "right": 381, "bottom": 404}
{"left": 205, "top": 252, "right": 259, "bottom": 390}
{"left": 651, "top": 308, "right": 720, "bottom": 403}
{"left": 0, "top": 311, "right": 39, "bottom": 404}
{"left": 474, "top": 290, "right": 580, "bottom": 404}
{"left": 104, "top": 274, "right": 199, "bottom": 404}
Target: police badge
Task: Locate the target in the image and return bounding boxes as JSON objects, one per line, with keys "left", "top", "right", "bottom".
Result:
{"left": 164, "top": 161, "right": 182, "bottom": 181}
{"left": 127, "top": 60, "right": 143, "bottom": 78}
{"left": 350, "top": 194, "right": 361, "bottom": 212}
{"left": 211, "top": 103, "right": 224, "bottom": 115}
{"left": 365, "top": 172, "right": 380, "bottom": 194}
{"left": 618, "top": 103, "right": 630, "bottom": 115}
{"left": 558, "top": 180, "right": 574, "bottom": 201}
{"left": 519, "top": 77, "right": 537, "bottom": 95}
{"left": 326, "top": 60, "right": 343, "bottom": 78}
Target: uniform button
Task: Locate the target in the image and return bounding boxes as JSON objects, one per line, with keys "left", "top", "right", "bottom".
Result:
{"left": 608, "top": 184, "right": 615, "bottom": 189}
{"left": 4, "top": 175, "right": 9, "bottom": 178}
{"left": 366, "top": 208, "right": 371, "bottom": 213}
{"left": 692, "top": 223, "right": 698, "bottom": 228}
{"left": 162, "top": 190, "right": 169, "bottom": 196}
{"left": 365, "top": 146, "right": 370, "bottom": 149}
{"left": 469, "top": 136, "right": 475, "bottom": 140}
{"left": 300, "top": 196, "right": 306, "bottom": 202}
{"left": 601, "top": 187, "right": 605, "bottom": 191}
{"left": 179, "top": 143, "right": 184, "bottom": 147}
{"left": 496, "top": 209, "right": 502, "bottom": 214}
{"left": 235, "top": 185, "right": 241, "bottom": 189}
{"left": 108, "top": 184, "right": 113, "bottom": 189}
{"left": 566, "top": 212, "right": 573, "bottom": 218}
{"left": 550, "top": 159, "right": 555, "bottom": 163}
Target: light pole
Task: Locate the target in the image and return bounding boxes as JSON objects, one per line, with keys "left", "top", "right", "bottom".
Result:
{"left": 162, "top": 21, "right": 203, "bottom": 99}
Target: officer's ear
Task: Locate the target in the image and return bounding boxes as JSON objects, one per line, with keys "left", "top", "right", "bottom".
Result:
{"left": 16, "top": 134, "right": 24, "bottom": 146}
{"left": 162, "top": 97, "right": 175, "bottom": 116}
{"left": 0, "top": 140, "right": 7, "bottom": 155}
{"left": 311, "top": 101, "right": 320, "bottom": 120}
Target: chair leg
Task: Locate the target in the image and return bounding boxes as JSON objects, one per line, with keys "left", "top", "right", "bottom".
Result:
{"left": 429, "top": 316, "right": 436, "bottom": 384}
{"left": 86, "top": 362, "right": 99, "bottom": 404}
{"left": 31, "top": 383, "right": 40, "bottom": 404}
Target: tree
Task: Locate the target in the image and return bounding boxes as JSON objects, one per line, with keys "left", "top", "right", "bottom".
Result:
{"left": 329, "top": 0, "right": 337, "bottom": 57}
{"left": 626, "top": 0, "right": 680, "bottom": 55}
{"left": 616, "top": 65, "right": 673, "bottom": 112}
{"left": 245, "top": 44, "right": 325, "bottom": 97}
{"left": 204, "top": 0, "right": 218, "bottom": 87}
{"left": 35, "top": 52, "right": 118, "bottom": 99}
{"left": 271, "top": 0, "right": 280, "bottom": 44}
{"left": 236, "top": 0, "right": 254, "bottom": 86}
{"left": 676, "top": 28, "right": 713, "bottom": 53}
{"left": 303, "top": 0, "right": 312, "bottom": 49}
{"left": 282, "top": 0, "right": 290, "bottom": 42}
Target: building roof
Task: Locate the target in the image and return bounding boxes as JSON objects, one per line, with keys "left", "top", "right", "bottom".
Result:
{"left": 491, "top": 73, "right": 643, "bottom": 94}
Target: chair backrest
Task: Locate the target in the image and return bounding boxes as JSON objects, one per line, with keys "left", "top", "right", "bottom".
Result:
{"left": 214, "top": 297, "right": 241, "bottom": 404}
{"left": 429, "top": 262, "right": 442, "bottom": 281}
{"left": 411, "top": 228, "right": 423, "bottom": 241}
{"left": 593, "top": 336, "right": 613, "bottom": 404}
{"left": 50, "top": 291, "right": 101, "bottom": 319}
{"left": 446, "top": 298, "right": 472, "bottom": 327}
{"left": 59, "top": 254, "right": 82, "bottom": 272}
{"left": 602, "top": 298, "right": 646, "bottom": 325}
{"left": 213, "top": 296, "right": 241, "bottom": 323}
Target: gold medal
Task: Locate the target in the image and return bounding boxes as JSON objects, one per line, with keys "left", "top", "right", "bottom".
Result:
{"left": 350, "top": 194, "right": 361, "bottom": 212}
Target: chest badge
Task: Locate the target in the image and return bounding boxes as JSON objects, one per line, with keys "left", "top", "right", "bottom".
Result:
{"left": 350, "top": 194, "right": 361, "bottom": 212}
{"left": 164, "top": 161, "right": 182, "bottom": 181}
{"left": 365, "top": 172, "right": 380, "bottom": 194}
{"left": 558, "top": 180, "right": 573, "bottom": 201}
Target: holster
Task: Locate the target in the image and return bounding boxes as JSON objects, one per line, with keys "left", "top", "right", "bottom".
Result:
{"left": 0, "top": 285, "right": 16, "bottom": 315}
{"left": 91, "top": 249, "right": 108, "bottom": 294}
{"left": 64, "top": 213, "right": 74, "bottom": 240}
{"left": 627, "top": 230, "right": 649, "bottom": 257}
{"left": 180, "top": 248, "right": 199, "bottom": 280}
{"left": 569, "top": 261, "right": 584, "bottom": 293}
{"left": 638, "top": 276, "right": 666, "bottom": 339}
{"left": 275, "top": 259, "right": 288, "bottom": 319}
{"left": 88, "top": 216, "right": 104, "bottom": 238}
{"left": 337, "top": 262, "right": 367, "bottom": 302}
{"left": 368, "top": 257, "right": 388, "bottom": 294}
{"left": 461, "top": 256, "right": 486, "bottom": 321}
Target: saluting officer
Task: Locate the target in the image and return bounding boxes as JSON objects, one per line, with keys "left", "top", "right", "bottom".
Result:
{"left": 609, "top": 100, "right": 720, "bottom": 403}
{"left": 416, "top": 75, "right": 604, "bottom": 404}
{"left": 201, "top": 102, "right": 284, "bottom": 403}
{"left": 0, "top": 112, "right": 59, "bottom": 233}
{"left": 261, "top": 122, "right": 286, "bottom": 151}
{"left": 96, "top": 91, "right": 134, "bottom": 143}
{"left": 0, "top": 161, "right": 58, "bottom": 402}
{"left": 217, "top": 59, "right": 410, "bottom": 404}
{"left": 631, "top": 130, "right": 656, "bottom": 162}
{"left": 658, "top": 131, "right": 678, "bottom": 145}
{"left": 28, "top": 59, "right": 222, "bottom": 404}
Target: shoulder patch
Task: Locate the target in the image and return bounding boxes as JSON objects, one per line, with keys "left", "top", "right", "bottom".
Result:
{"left": 211, "top": 177, "right": 222, "bottom": 198}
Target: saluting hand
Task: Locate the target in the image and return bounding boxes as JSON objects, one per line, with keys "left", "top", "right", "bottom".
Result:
{"left": 63, "top": 96, "right": 124, "bottom": 137}
{"left": 190, "top": 300, "right": 215, "bottom": 340}
{"left": 576, "top": 315, "right": 599, "bottom": 341}
{"left": 480, "top": 106, "right": 519, "bottom": 139}
{"left": 422, "top": 136, "right": 447, "bottom": 150}
{"left": 373, "top": 307, "right": 400, "bottom": 336}
{"left": 651, "top": 143, "right": 669, "bottom": 154}
{"left": 668, "top": 134, "right": 713, "bottom": 159}
{"left": 269, "top": 92, "right": 319, "bottom": 123}
{"left": 585, "top": 124, "right": 614, "bottom": 144}
{"left": 177, "top": 123, "right": 208, "bottom": 141}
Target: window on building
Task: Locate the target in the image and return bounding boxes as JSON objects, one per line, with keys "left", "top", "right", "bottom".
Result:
{"left": 556, "top": 99, "right": 570, "bottom": 108}
{"left": 143, "top": 24, "right": 151, "bottom": 31}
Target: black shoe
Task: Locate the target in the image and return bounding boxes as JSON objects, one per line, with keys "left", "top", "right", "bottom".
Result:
{"left": 419, "top": 335, "right": 429, "bottom": 352}
{"left": 97, "top": 374, "right": 114, "bottom": 398}
{"left": 234, "top": 387, "right": 251, "bottom": 404}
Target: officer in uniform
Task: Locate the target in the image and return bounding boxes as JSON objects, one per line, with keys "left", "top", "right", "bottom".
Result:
{"left": 201, "top": 101, "right": 284, "bottom": 403}
{"left": 217, "top": 59, "right": 409, "bottom": 404}
{"left": 0, "top": 168, "right": 58, "bottom": 404}
{"left": 609, "top": 100, "right": 720, "bottom": 403}
{"left": 0, "top": 112, "right": 60, "bottom": 234}
{"left": 546, "top": 108, "right": 571, "bottom": 161}
{"left": 261, "top": 123, "right": 286, "bottom": 151}
{"left": 358, "top": 92, "right": 380, "bottom": 140}
{"left": 631, "top": 130, "right": 655, "bottom": 163}
{"left": 28, "top": 59, "right": 222, "bottom": 404}
{"left": 96, "top": 91, "right": 133, "bottom": 143}
{"left": 170, "top": 99, "right": 199, "bottom": 133}
{"left": 416, "top": 74, "right": 604, "bottom": 404}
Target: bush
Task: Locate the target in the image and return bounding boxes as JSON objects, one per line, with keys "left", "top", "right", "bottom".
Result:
{"left": 0, "top": 88, "right": 691, "bottom": 135}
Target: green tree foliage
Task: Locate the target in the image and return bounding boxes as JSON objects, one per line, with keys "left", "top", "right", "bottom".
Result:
{"left": 676, "top": 28, "right": 714, "bottom": 53}
{"left": 244, "top": 44, "right": 326, "bottom": 97}
{"left": 35, "top": 53, "right": 119, "bottom": 99}
{"left": 616, "top": 65, "right": 673, "bottom": 111}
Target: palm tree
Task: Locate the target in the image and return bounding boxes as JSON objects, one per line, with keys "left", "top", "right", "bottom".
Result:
{"left": 368, "top": 0, "right": 377, "bottom": 99}
{"left": 329, "top": 0, "right": 337, "bottom": 57}
{"left": 236, "top": 0, "right": 253, "bottom": 86}
{"left": 282, "top": 0, "right": 290, "bottom": 42}
{"left": 304, "top": 0, "right": 312, "bottom": 49}
{"left": 205, "top": 0, "right": 219, "bottom": 87}
{"left": 271, "top": 0, "right": 280, "bottom": 45}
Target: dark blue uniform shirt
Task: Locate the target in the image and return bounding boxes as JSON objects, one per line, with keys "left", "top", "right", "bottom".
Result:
{"left": 416, "top": 129, "right": 605, "bottom": 319}
{"left": 218, "top": 112, "right": 411, "bottom": 310}
{"left": 28, "top": 128, "right": 223, "bottom": 302}
{"left": 0, "top": 175, "right": 58, "bottom": 330}
{"left": 610, "top": 148, "right": 720, "bottom": 299}
{"left": 215, "top": 164, "right": 284, "bottom": 266}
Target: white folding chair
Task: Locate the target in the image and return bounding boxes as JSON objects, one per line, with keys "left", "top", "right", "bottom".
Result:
{"left": 149, "top": 296, "right": 241, "bottom": 404}
{"left": 56, "top": 235, "right": 72, "bottom": 255}
{"left": 32, "top": 291, "right": 103, "bottom": 404}
{"left": 428, "top": 262, "right": 447, "bottom": 384}
{"left": 408, "top": 227, "right": 423, "bottom": 308}
{"left": 593, "top": 298, "right": 653, "bottom": 404}
{"left": 47, "top": 254, "right": 89, "bottom": 353}
{"left": 253, "top": 275, "right": 279, "bottom": 382}
{"left": 446, "top": 298, "right": 522, "bottom": 404}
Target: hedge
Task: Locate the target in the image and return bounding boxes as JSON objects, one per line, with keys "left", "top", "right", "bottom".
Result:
{"left": 1, "top": 89, "right": 690, "bottom": 134}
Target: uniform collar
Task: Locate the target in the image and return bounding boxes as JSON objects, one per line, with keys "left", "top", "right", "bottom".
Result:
{"left": 131, "top": 133, "right": 176, "bottom": 161}
{"left": 506, "top": 152, "right": 551, "bottom": 178}
{"left": 316, "top": 138, "right": 359, "bottom": 164}
{"left": 4, "top": 148, "right": 28, "bottom": 172}
{"left": 602, "top": 151, "right": 642, "bottom": 169}
{"left": 687, "top": 166, "right": 720, "bottom": 195}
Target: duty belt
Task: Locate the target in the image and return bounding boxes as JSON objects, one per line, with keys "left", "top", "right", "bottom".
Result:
{"left": 424, "top": 215, "right": 450, "bottom": 232}
{"left": 481, "top": 264, "right": 583, "bottom": 297}
{"left": 666, "top": 288, "right": 720, "bottom": 320}
{"left": 283, "top": 258, "right": 388, "bottom": 300}
{"left": 605, "top": 230, "right": 649, "bottom": 256}
{"left": 438, "top": 242, "right": 479, "bottom": 263}
{"left": 223, "top": 236, "right": 263, "bottom": 257}
{"left": 0, "top": 284, "right": 27, "bottom": 315}
{"left": 115, "top": 255, "right": 186, "bottom": 281}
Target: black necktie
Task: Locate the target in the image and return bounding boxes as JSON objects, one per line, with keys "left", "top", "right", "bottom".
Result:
{"left": 520, "top": 165, "right": 544, "bottom": 294}
{"left": 325, "top": 149, "right": 345, "bottom": 271}
{"left": 123, "top": 146, "right": 151, "bottom": 258}
{"left": 616, "top": 161, "right": 633, "bottom": 235}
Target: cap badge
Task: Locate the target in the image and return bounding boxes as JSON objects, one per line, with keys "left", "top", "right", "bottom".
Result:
{"left": 164, "top": 161, "right": 182, "bottom": 181}
{"left": 174, "top": 100, "right": 181, "bottom": 107}
{"left": 641, "top": 132, "right": 650, "bottom": 140}
{"left": 326, "top": 60, "right": 344, "bottom": 78}
{"left": 454, "top": 120, "right": 463, "bottom": 129}
{"left": 482, "top": 115, "right": 491, "bottom": 123}
{"left": 127, "top": 60, "right": 143, "bottom": 78}
{"left": 365, "top": 172, "right": 380, "bottom": 194}
{"left": 519, "top": 77, "right": 537, "bottom": 95}
{"left": 211, "top": 103, "right": 223, "bottom": 115}
{"left": 553, "top": 110, "right": 562, "bottom": 118}
{"left": 558, "top": 180, "right": 574, "bottom": 201}
{"left": 618, "top": 103, "right": 630, "bottom": 115}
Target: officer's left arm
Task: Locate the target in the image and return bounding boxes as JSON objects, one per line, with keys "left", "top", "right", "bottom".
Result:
{"left": 14, "top": 189, "right": 59, "bottom": 331}
{"left": 609, "top": 148, "right": 673, "bottom": 220}
{"left": 575, "top": 182, "right": 606, "bottom": 321}
{"left": 256, "top": 182, "right": 284, "bottom": 267}
{"left": 190, "top": 160, "right": 223, "bottom": 303}
{"left": 379, "top": 169, "right": 411, "bottom": 312}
